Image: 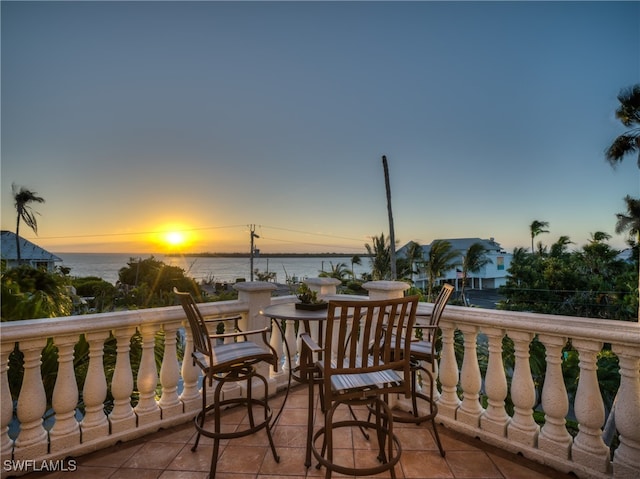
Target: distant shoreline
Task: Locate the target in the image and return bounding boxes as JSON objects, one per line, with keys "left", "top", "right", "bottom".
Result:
{"left": 166, "top": 252, "right": 371, "bottom": 258}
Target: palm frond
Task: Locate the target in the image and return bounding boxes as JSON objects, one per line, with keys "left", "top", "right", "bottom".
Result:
{"left": 605, "top": 131, "right": 640, "bottom": 167}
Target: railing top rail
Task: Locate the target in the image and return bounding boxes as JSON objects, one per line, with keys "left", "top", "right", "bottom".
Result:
{"left": 2, "top": 293, "right": 638, "bottom": 347}
{"left": 442, "top": 304, "right": 640, "bottom": 346}
{"left": 0, "top": 299, "right": 249, "bottom": 343}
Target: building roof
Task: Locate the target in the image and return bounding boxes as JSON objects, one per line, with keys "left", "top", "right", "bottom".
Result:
{"left": 398, "top": 237, "right": 508, "bottom": 257}
{"left": 434, "top": 237, "right": 506, "bottom": 253}
{"left": 1, "top": 230, "right": 62, "bottom": 262}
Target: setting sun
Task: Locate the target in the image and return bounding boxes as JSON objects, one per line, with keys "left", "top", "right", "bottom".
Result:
{"left": 165, "top": 231, "right": 186, "bottom": 246}
{"left": 147, "top": 224, "right": 199, "bottom": 252}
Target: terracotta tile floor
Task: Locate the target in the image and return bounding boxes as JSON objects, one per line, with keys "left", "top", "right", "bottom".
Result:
{"left": 14, "top": 385, "right": 576, "bottom": 479}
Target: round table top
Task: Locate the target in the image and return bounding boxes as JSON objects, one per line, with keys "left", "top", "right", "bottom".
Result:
{"left": 262, "top": 302, "right": 330, "bottom": 321}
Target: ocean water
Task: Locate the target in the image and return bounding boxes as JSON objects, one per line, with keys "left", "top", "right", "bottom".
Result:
{"left": 55, "top": 253, "right": 370, "bottom": 285}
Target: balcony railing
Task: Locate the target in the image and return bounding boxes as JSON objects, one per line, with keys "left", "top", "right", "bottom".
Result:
{"left": 1, "top": 279, "right": 638, "bottom": 479}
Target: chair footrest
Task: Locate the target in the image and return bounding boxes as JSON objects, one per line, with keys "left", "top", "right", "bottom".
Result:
{"left": 370, "top": 392, "right": 439, "bottom": 424}
{"left": 194, "top": 397, "right": 273, "bottom": 440}
{"left": 311, "top": 419, "right": 402, "bottom": 477}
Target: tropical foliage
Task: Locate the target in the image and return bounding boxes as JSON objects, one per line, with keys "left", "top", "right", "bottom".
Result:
{"left": 615, "top": 195, "right": 640, "bottom": 243}
{"left": 71, "top": 276, "right": 119, "bottom": 313}
{"left": 605, "top": 83, "right": 640, "bottom": 168}
{"left": 117, "top": 256, "right": 200, "bottom": 308}
{"left": 318, "top": 261, "right": 352, "bottom": 281}
{"left": 1, "top": 258, "right": 208, "bottom": 412}
{"left": 401, "top": 241, "right": 424, "bottom": 280}
{"left": 615, "top": 195, "right": 640, "bottom": 319}
{"left": 459, "top": 242, "right": 492, "bottom": 304}
{"left": 605, "top": 84, "right": 640, "bottom": 319}
{"left": 350, "top": 255, "right": 361, "bottom": 280}
{"left": 365, "top": 233, "right": 393, "bottom": 280}
{"left": 499, "top": 232, "right": 637, "bottom": 321}
{"left": 1, "top": 264, "right": 73, "bottom": 321}
{"left": 423, "top": 240, "right": 459, "bottom": 301}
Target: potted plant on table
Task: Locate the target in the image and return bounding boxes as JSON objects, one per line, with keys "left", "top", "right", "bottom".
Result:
{"left": 295, "top": 283, "right": 328, "bottom": 310}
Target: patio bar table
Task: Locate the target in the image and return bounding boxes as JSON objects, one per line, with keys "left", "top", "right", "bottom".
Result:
{"left": 262, "top": 301, "right": 331, "bottom": 468}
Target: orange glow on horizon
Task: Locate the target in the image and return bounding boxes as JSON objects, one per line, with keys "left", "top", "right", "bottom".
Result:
{"left": 149, "top": 224, "right": 199, "bottom": 253}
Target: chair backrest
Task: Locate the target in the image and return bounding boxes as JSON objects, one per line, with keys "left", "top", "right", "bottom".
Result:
{"left": 417, "top": 283, "right": 454, "bottom": 352}
{"left": 322, "top": 295, "right": 419, "bottom": 402}
{"left": 174, "top": 289, "right": 213, "bottom": 365}
{"left": 429, "top": 283, "right": 454, "bottom": 329}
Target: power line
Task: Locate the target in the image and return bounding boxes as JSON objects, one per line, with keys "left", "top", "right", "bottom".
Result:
{"left": 27, "top": 223, "right": 373, "bottom": 252}
{"left": 257, "top": 234, "right": 364, "bottom": 252}
{"left": 259, "top": 225, "right": 366, "bottom": 243}
{"left": 27, "top": 224, "right": 247, "bottom": 240}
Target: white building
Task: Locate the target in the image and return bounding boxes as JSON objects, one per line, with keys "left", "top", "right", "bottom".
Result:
{"left": 1, "top": 230, "right": 62, "bottom": 271}
{"left": 398, "top": 237, "right": 512, "bottom": 291}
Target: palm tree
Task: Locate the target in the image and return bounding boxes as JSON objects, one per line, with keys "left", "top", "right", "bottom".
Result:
{"left": 350, "top": 255, "right": 361, "bottom": 280}
{"left": 550, "top": 235, "right": 574, "bottom": 258}
{"left": 460, "top": 242, "right": 492, "bottom": 305}
{"left": 424, "top": 240, "right": 459, "bottom": 301}
{"left": 365, "top": 233, "right": 391, "bottom": 280}
{"left": 529, "top": 220, "right": 549, "bottom": 254}
{"left": 13, "top": 183, "right": 45, "bottom": 263}
{"left": 615, "top": 195, "right": 640, "bottom": 320}
{"left": 401, "top": 241, "right": 424, "bottom": 282}
{"left": 589, "top": 231, "right": 612, "bottom": 243}
{"left": 605, "top": 84, "right": 640, "bottom": 168}
{"left": 319, "top": 262, "right": 351, "bottom": 282}
{"left": 616, "top": 195, "right": 640, "bottom": 244}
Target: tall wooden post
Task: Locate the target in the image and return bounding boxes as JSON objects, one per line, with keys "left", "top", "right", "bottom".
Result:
{"left": 382, "top": 155, "right": 396, "bottom": 280}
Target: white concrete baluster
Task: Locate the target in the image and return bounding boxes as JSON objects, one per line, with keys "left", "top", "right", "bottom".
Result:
{"left": 223, "top": 318, "right": 235, "bottom": 344}
{"left": 219, "top": 317, "right": 242, "bottom": 400}
{"left": 572, "top": 339, "right": 610, "bottom": 473}
{"left": 13, "top": 339, "right": 48, "bottom": 460}
{"left": 437, "top": 321, "right": 460, "bottom": 418}
{"left": 612, "top": 343, "right": 640, "bottom": 477}
{"left": 49, "top": 335, "right": 80, "bottom": 453}
{"left": 538, "top": 334, "right": 572, "bottom": 459}
{"left": 236, "top": 282, "right": 279, "bottom": 397}
{"left": 253, "top": 312, "right": 273, "bottom": 398}
{"left": 415, "top": 334, "right": 440, "bottom": 406}
{"left": 158, "top": 322, "right": 182, "bottom": 418}
{"left": 134, "top": 324, "right": 161, "bottom": 425}
{"left": 81, "top": 331, "right": 109, "bottom": 442}
{"left": 179, "top": 321, "right": 201, "bottom": 413}
{"left": 109, "top": 326, "right": 136, "bottom": 433}
{"left": 480, "top": 327, "right": 510, "bottom": 436}
{"left": 457, "top": 324, "right": 484, "bottom": 427}
{"left": 1, "top": 342, "right": 14, "bottom": 463}
{"left": 506, "top": 331, "right": 539, "bottom": 446}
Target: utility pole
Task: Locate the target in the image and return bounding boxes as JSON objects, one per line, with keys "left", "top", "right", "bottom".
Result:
{"left": 250, "top": 225, "right": 259, "bottom": 281}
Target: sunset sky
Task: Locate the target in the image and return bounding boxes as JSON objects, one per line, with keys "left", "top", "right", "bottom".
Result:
{"left": 2, "top": 1, "right": 638, "bottom": 255}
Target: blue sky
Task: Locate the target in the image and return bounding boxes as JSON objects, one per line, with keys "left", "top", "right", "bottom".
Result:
{"left": 1, "top": 1, "right": 639, "bottom": 255}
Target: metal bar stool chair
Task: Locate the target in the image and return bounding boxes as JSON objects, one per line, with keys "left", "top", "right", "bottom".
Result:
{"left": 174, "top": 288, "right": 280, "bottom": 478}
{"left": 301, "top": 295, "right": 419, "bottom": 479}
{"left": 396, "top": 283, "right": 454, "bottom": 457}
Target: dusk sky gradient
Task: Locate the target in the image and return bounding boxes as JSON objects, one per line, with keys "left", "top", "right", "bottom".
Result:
{"left": 2, "top": 1, "right": 639, "bottom": 255}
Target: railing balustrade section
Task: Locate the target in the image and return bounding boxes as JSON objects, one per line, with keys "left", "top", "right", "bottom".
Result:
{"left": 429, "top": 304, "right": 640, "bottom": 479}
{"left": 0, "top": 280, "right": 638, "bottom": 479}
